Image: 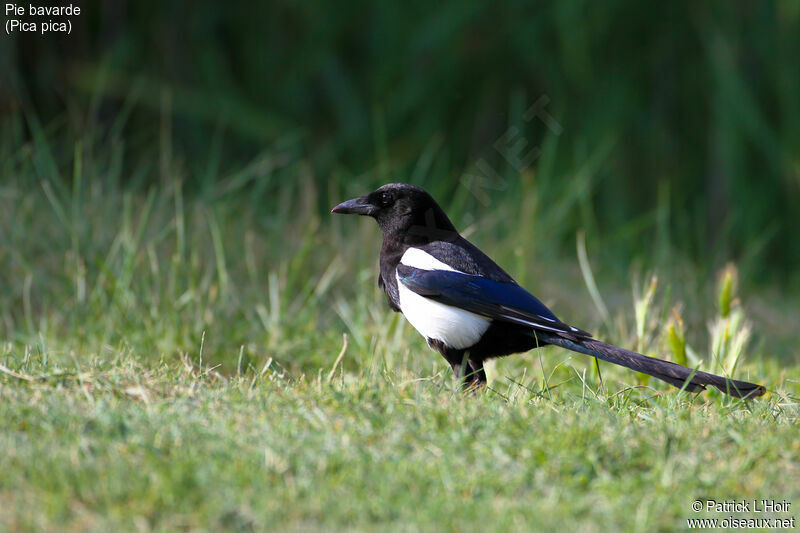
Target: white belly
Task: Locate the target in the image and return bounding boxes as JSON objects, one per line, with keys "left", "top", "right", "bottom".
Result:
{"left": 396, "top": 271, "right": 490, "bottom": 350}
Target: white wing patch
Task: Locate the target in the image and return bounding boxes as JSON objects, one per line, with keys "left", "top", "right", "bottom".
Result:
{"left": 400, "top": 247, "right": 458, "bottom": 272}
{"left": 396, "top": 248, "right": 490, "bottom": 350}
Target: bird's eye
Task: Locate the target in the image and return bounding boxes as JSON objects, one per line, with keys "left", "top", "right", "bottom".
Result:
{"left": 379, "top": 192, "right": 394, "bottom": 206}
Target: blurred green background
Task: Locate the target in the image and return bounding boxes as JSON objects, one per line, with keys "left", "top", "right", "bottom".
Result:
{"left": 2, "top": 0, "right": 800, "bottom": 372}
{"left": 4, "top": 0, "right": 799, "bottom": 280}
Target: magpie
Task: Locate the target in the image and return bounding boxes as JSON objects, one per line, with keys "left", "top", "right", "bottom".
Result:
{"left": 332, "top": 183, "right": 765, "bottom": 398}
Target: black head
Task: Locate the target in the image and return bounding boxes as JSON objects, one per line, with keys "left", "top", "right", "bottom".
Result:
{"left": 331, "top": 183, "right": 458, "bottom": 243}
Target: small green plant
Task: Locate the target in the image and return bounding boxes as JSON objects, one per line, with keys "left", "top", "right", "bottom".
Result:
{"left": 708, "top": 264, "right": 752, "bottom": 376}
{"left": 666, "top": 307, "right": 687, "bottom": 367}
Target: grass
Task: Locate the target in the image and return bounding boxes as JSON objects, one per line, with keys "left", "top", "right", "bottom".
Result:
{"left": 1, "top": 134, "right": 799, "bottom": 531}
{"left": 2, "top": 357, "right": 798, "bottom": 532}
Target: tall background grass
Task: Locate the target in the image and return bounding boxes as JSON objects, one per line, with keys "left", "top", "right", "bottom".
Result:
{"left": 3, "top": 1, "right": 799, "bottom": 369}
{"left": 4, "top": 0, "right": 800, "bottom": 276}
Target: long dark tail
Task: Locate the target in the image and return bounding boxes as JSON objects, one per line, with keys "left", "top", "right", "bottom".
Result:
{"left": 536, "top": 332, "right": 765, "bottom": 398}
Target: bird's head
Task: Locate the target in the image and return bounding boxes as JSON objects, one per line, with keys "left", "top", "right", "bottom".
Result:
{"left": 331, "top": 183, "right": 458, "bottom": 243}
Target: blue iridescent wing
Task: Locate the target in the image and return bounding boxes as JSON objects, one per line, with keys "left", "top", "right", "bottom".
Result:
{"left": 396, "top": 265, "right": 590, "bottom": 336}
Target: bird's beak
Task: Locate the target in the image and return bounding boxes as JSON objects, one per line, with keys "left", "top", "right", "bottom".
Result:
{"left": 331, "top": 196, "right": 375, "bottom": 216}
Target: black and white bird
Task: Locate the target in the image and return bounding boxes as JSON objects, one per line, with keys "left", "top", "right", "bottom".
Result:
{"left": 332, "top": 183, "right": 765, "bottom": 398}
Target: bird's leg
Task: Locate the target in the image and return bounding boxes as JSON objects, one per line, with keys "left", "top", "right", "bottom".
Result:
{"left": 459, "top": 357, "right": 486, "bottom": 393}
{"left": 451, "top": 353, "right": 486, "bottom": 392}
{"left": 438, "top": 347, "right": 485, "bottom": 392}
{"left": 444, "top": 351, "right": 466, "bottom": 382}
{"left": 442, "top": 350, "right": 469, "bottom": 387}
{"left": 467, "top": 358, "right": 487, "bottom": 386}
